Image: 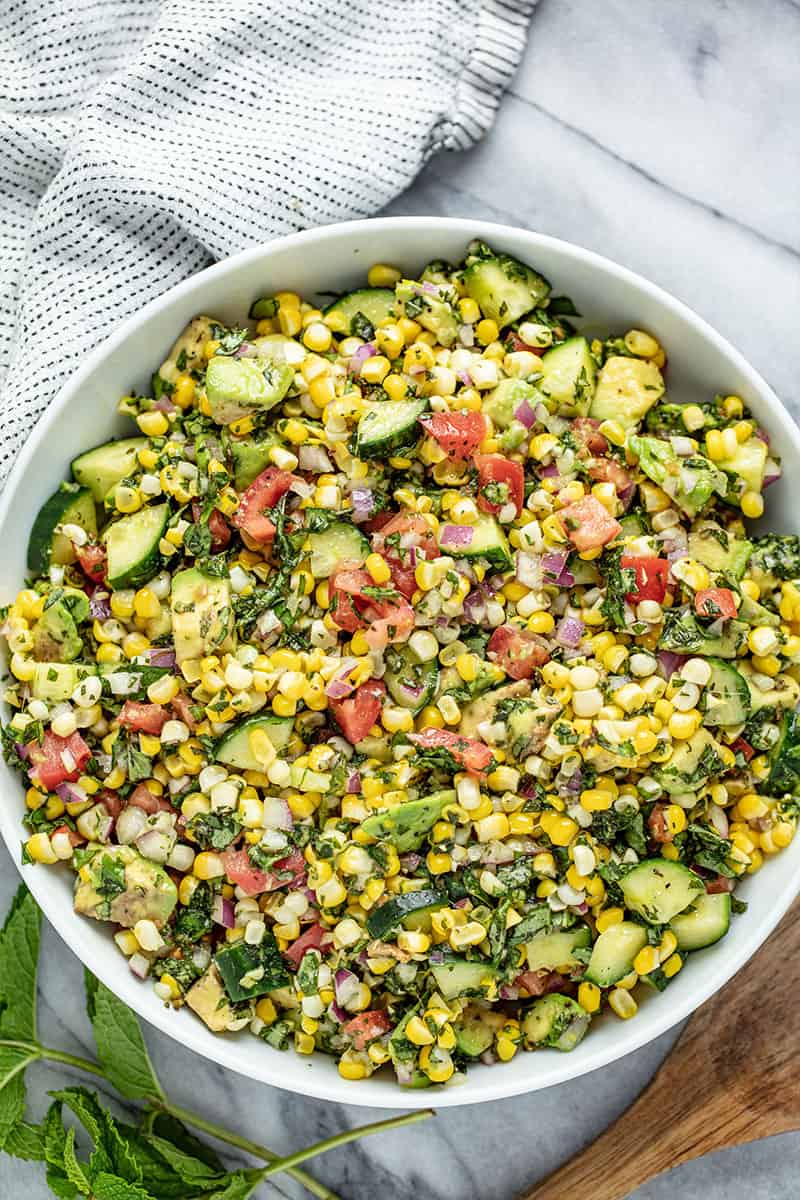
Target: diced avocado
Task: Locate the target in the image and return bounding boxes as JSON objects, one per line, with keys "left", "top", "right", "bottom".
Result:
{"left": 589, "top": 356, "right": 664, "bottom": 429}
{"left": 484, "top": 379, "right": 540, "bottom": 430}
{"left": 155, "top": 315, "right": 215, "bottom": 390}
{"left": 737, "top": 593, "right": 780, "bottom": 628}
{"left": 31, "top": 662, "right": 96, "bottom": 701}
{"left": 521, "top": 995, "right": 590, "bottom": 1052}
{"left": 688, "top": 521, "right": 752, "bottom": 580}
{"left": 645, "top": 397, "right": 726, "bottom": 436}
{"left": 288, "top": 763, "right": 331, "bottom": 792}
{"left": 251, "top": 333, "right": 307, "bottom": 367}
{"left": 228, "top": 433, "right": 282, "bottom": 490}
{"left": 505, "top": 699, "right": 561, "bottom": 759}
{"left": 395, "top": 280, "right": 460, "bottom": 346}
{"left": 458, "top": 680, "right": 530, "bottom": 738}
{"left": 652, "top": 728, "right": 727, "bottom": 795}
{"left": 454, "top": 1005, "right": 503, "bottom": 1058}
{"left": 659, "top": 610, "right": 748, "bottom": 659}
{"left": 524, "top": 926, "right": 591, "bottom": 973}
{"left": 214, "top": 931, "right": 290, "bottom": 1002}
{"left": 429, "top": 957, "right": 499, "bottom": 1001}
{"left": 170, "top": 568, "right": 234, "bottom": 664}
{"left": 538, "top": 337, "right": 596, "bottom": 417}
{"left": 214, "top": 713, "right": 293, "bottom": 771}
{"left": 366, "top": 889, "right": 447, "bottom": 939}
{"left": 717, "top": 436, "right": 767, "bottom": 498}
{"left": 463, "top": 253, "right": 550, "bottom": 327}
{"left": 740, "top": 663, "right": 800, "bottom": 715}
{"left": 71, "top": 438, "right": 147, "bottom": 502}
{"left": 27, "top": 484, "right": 97, "bottom": 575}
{"left": 437, "top": 513, "right": 512, "bottom": 570}
{"left": 628, "top": 435, "right": 726, "bottom": 517}
{"left": 186, "top": 965, "right": 239, "bottom": 1033}
{"left": 204, "top": 355, "right": 293, "bottom": 425}
{"left": 74, "top": 846, "right": 177, "bottom": 927}
{"left": 104, "top": 503, "right": 169, "bottom": 589}
{"left": 360, "top": 789, "right": 456, "bottom": 853}
{"left": 31, "top": 601, "right": 83, "bottom": 663}
{"left": 60, "top": 588, "right": 91, "bottom": 623}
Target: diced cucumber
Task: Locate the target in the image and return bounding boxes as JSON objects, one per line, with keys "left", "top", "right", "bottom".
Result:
{"left": 538, "top": 337, "right": 596, "bottom": 417}
{"left": 228, "top": 433, "right": 281, "bottom": 490}
{"left": 366, "top": 889, "right": 447, "bottom": 939}
{"left": 454, "top": 1006, "right": 500, "bottom": 1058}
{"left": 463, "top": 254, "right": 550, "bottom": 327}
{"left": 437, "top": 513, "right": 512, "bottom": 571}
{"left": 669, "top": 892, "right": 732, "bottom": 952}
{"left": 354, "top": 398, "right": 428, "bottom": 459}
{"left": 701, "top": 658, "right": 751, "bottom": 727}
{"left": 429, "top": 957, "right": 499, "bottom": 1001}
{"left": 360, "top": 789, "right": 455, "bottom": 853}
{"left": 27, "top": 484, "right": 97, "bottom": 574}
{"left": 589, "top": 355, "right": 664, "bottom": 429}
{"left": 204, "top": 355, "right": 293, "bottom": 425}
{"left": 395, "top": 281, "right": 460, "bottom": 346}
{"left": 170, "top": 566, "right": 233, "bottom": 663}
{"left": 688, "top": 521, "right": 752, "bottom": 580}
{"left": 584, "top": 921, "right": 648, "bottom": 987}
{"left": 384, "top": 644, "right": 440, "bottom": 713}
{"left": 104, "top": 503, "right": 168, "bottom": 589}
{"left": 521, "top": 995, "right": 590, "bottom": 1052}
{"left": 31, "top": 662, "right": 96, "bottom": 702}
{"left": 307, "top": 521, "right": 369, "bottom": 578}
{"left": 621, "top": 858, "right": 705, "bottom": 925}
{"left": 323, "top": 288, "right": 396, "bottom": 337}
{"left": 71, "top": 438, "right": 147, "bottom": 502}
{"left": 289, "top": 764, "right": 331, "bottom": 793}
{"left": 214, "top": 931, "right": 290, "bottom": 1002}
{"left": 659, "top": 611, "right": 748, "bottom": 659}
{"left": 214, "top": 713, "right": 294, "bottom": 771}
{"left": 524, "top": 926, "right": 591, "bottom": 974}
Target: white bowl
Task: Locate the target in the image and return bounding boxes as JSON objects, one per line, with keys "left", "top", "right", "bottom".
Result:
{"left": 2, "top": 217, "right": 798, "bottom": 1109}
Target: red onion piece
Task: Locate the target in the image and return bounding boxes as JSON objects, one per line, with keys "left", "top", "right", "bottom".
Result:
{"left": 334, "top": 968, "right": 361, "bottom": 1008}
{"left": 350, "top": 487, "right": 375, "bottom": 521}
{"left": 539, "top": 462, "right": 559, "bottom": 478}
{"left": 346, "top": 771, "right": 362, "bottom": 793}
{"left": 14, "top": 742, "right": 28, "bottom": 761}
{"left": 457, "top": 369, "right": 473, "bottom": 386}
{"left": 514, "top": 397, "right": 537, "bottom": 428}
{"left": 440, "top": 524, "right": 474, "bottom": 548}
{"left": 755, "top": 426, "right": 770, "bottom": 445}
{"left": 298, "top": 444, "right": 333, "bottom": 473}
{"left": 556, "top": 616, "right": 584, "bottom": 647}
{"left": 349, "top": 343, "right": 376, "bottom": 376}
{"left": 399, "top": 852, "right": 422, "bottom": 871}
{"left": 329, "top": 1001, "right": 349, "bottom": 1024}
{"left": 498, "top": 985, "right": 519, "bottom": 1001}
{"left": 708, "top": 803, "right": 729, "bottom": 838}
{"left": 129, "top": 954, "right": 150, "bottom": 980}
{"left": 89, "top": 589, "right": 112, "bottom": 619}
{"left": 212, "top": 895, "right": 236, "bottom": 928}
{"left": 542, "top": 551, "right": 568, "bottom": 580}
{"left": 147, "top": 646, "right": 177, "bottom": 669}
{"left": 656, "top": 649, "right": 687, "bottom": 679}
{"left": 56, "top": 780, "right": 86, "bottom": 805}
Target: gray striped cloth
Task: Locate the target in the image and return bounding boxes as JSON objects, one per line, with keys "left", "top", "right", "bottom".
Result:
{"left": 0, "top": 0, "right": 536, "bottom": 486}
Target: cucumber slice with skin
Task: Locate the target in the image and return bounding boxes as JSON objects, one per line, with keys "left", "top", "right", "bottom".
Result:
{"left": 463, "top": 255, "right": 550, "bottom": 327}
{"left": 360, "top": 789, "right": 455, "bottom": 853}
{"left": 524, "top": 926, "right": 591, "bottom": 974}
{"left": 430, "top": 957, "right": 499, "bottom": 1001}
{"left": 214, "top": 932, "right": 290, "bottom": 1002}
{"left": 584, "top": 921, "right": 648, "bottom": 988}
{"left": 214, "top": 713, "right": 293, "bottom": 771}
{"left": 354, "top": 398, "right": 428, "bottom": 459}
{"left": 366, "top": 889, "right": 447, "bottom": 939}
{"left": 27, "top": 484, "right": 97, "bottom": 574}
{"left": 701, "top": 658, "right": 751, "bottom": 727}
{"left": 437, "top": 513, "right": 512, "bottom": 571}
{"left": 538, "top": 337, "right": 597, "bottom": 417}
{"left": 104, "top": 503, "right": 168, "bottom": 589}
{"left": 384, "top": 644, "right": 440, "bottom": 713}
{"left": 323, "top": 288, "right": 396, "bottom": 337}
{"left": 307, "top": 521, "right": 369, "bottom": 578}
{"left": 621, "top": 858, "right": 705, "bottom": 925}
{"left": 454, "top": 1007, "right": 500, "bottom": 1058}
{"left": 204, "top": 355, "right": 293, "bottom": 426}
{"left": 71, "top": 438, "right": 147, "bottom": 502}
{"left": 521, "top": 995, "right": 590, "bottom": 1052}
{"left": 669, "top": 891, "right": 732, "bottom": 951}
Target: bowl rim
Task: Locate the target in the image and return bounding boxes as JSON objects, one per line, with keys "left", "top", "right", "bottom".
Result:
{"left": 3, "top": 215, "right": 799, "bottom": 1109}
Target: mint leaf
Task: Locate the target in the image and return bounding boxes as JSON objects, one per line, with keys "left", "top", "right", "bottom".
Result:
{"left": 63, "top": 1126, "right": 92, "bottom": 1194}
{"left": 91, "top": 1172, "right": 158, "bottom": 1200}
{"left": 4, "top": 1117, "right": 46, "bottom": 1160}
{"left": 85, "top": 972, "right": 163, "bottom": 1102}
{"left": 0, "top": 1044, "right": 38, "bottom": 1149}
{"left": 144, "top": 1111, "right": 224, "bottom": 1172}
{"left": 205, "top": 1169, "right": 268, "bottom": 1199}
{"left": 46, "top": 1167, "right": 80, "bottom": 1200}
{"left": 0, "top": 883, "right": 40, "bottom": 1040}
{"left": 51, "top": 1087, "right": 142, "bottom": 1183}
{"left": 143, "top": 1133, "right": 225, "bottom": 1189}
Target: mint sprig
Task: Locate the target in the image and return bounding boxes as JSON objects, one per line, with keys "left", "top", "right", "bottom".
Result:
{"left": 0, "top": 886, "right": 432, "bottom": 1198}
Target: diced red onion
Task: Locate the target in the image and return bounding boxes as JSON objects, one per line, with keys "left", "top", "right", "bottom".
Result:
{"left": 463, "top": 587, "right": 488, "bottom": 625}
{"left": 334, "top": 968, "right": 361, "bottom": 1008}
{"left": 498, "top": 986, "right": 519, "bottom": 1001}
{"left": 539, "top": 462, "right": 559, "bottom": 478}
{"left": 147, "top": 646, "right": 176, "bottom": 669}
{"left": 325, "top": 662, "right": 358, "bottom": 700}
{"left": 656, "top": 650, "right": 686, "bottom": 678}
{"left": 556, "top": 616, "right": 583, "bottom": 647}
{"left": 458, "top": 324, "right": 475, "bottom": 348}
{"left": 421, "top": 281, "right": 439, "bottom": 295}
{"left": 129, "top": 954, "right": 150, "bottom": 979}
{"left": 350, "top": 487, "right": 375, "bottom": 521}
{"left": 514, "top": 397, "right": 537, "bottom": 428}
{"left": 349, "top": 343, "right": 376, "bottom": 376}
{"left": 755, "top": 426, "right": 770, "bottom": 445}
{"left": 457, "top": 369, "right": 473, "bottom": 386}
{"left": 329, "top": 1001, "right": 349, "bottom": 1024}
{"left": 396, "top": 1063, "right": 415, "bottom": 1086}
{"left": 15, "top": 743, "right": 28, "bottom": 761}
{"left": 542, "top": 551, "right": 568, "bottom": 580}
{"left": 480, "top": 1049, "right": 498, "bottom": 1066}
{"left": 708, "top": 804, "right": 729, "bottom": 838}
{"left": 263, "top": 796, "right": 294, "bottom": 830}
{"left": 234, "top": 341, "right": 257, "bottom": 358}
{"left": 154, "top": 396, "right": 176, "bottom": 414}
{"left": 764, "top": 459, "right": 781, "bottom": 487}
{"left": 89, "top": 589, "right": 111, "bottom": 619}
{"left": 440, "top": 524, "right": 474, "bottom": 548}
{"left": 453, "top": 897, "right": 470, "bottom": 909}
{"left": 298, "top": 444, "right": 333, "bottom": 473}
{"left": 346, "top": 770, "right": 362, "bottom": 794}
{"left": 56, "top": 781, "right": 87, "bottom": 805}
{"left": 212, "top": 895, "right": 236, "bottom": 928}
{"left": 399, "top": 852, "right": 421, "bottom": 871}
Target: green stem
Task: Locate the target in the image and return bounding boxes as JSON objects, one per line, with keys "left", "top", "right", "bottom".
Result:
{"left": 261, "top": 1109, "right": 434, "bottom": 1178}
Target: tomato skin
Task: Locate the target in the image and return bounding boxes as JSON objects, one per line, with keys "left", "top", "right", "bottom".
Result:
{"left": 330, "top": 680, "right": 386, "bottom": 744}
{"left": 192, "top": 503, "right": 232, "bottom": 552}
{"left": 488, "top": 624, "right": 550, "bottom": 680}
{"left": 514, "top": 969, "right": 569, "bottom": 997}
{"left": 363, "top": 599, "right": 415, "bottom": 650}
{"left": 76, "top": 542, "right": 107, "bottom": 584}
{"left": 118, "top": 701, "right": 168, "bottom": 735}
{"left": 371, "top": 513, "right": 439, "bottom": 600}
{"left": 648, "top": 803, "right": 673, "bottom": 844}
{"left": 329, "top": 564, "right": 372, "bottom": 633}
{"left": 620, "top": 555, "right": 670, "bottom": 604}
{"left": 285, "top": 922, "right": 332, "bottom": 968}
{"left": 343, "top": 1010, "right": 393, "bottom": 1049}
{"left": 170, "top": 693, "right": 197, "bottom": 730}
{"left": 559, "top": 495, "right": 622, "bottom": 551}
{"left": 731, "top": 736, "right": 754, "bottom": 762}
{"left": 475, "top": 455, "right": 525, "bottom": 516}
{"left": 419, "top": 411, "right": 487, "bottom": 459}
{"left": 506, "top": 333, "right": 546, "bottom": 357}
{"left": 408, "top": 727, "right": 494, "bottom": 775}
{"left": 128, "top": 782, "right": 173, "bottom": 813}
{"left": 695, "top": 587, "right": 737, "bottom": 620}
{"left": 221, "top": 848, "right": 306, "bottom": 897}
{"left": 232, "top": 467, "right": 296, "bottom": 543}
{"left": 571, "top": 417, "right": 608, "bottom": 455}
{"left": 588, "top": 457, "right": 634, "bottom": 494}
{"left": 328, "top": 564, "right": 415, "bottom": 646}
{"left": 26, "top": 731, "right": 91, "bottom": 791}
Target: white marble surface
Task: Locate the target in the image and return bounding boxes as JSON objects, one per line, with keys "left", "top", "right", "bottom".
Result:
{"left": 3, "top": 0, "right": 800, "bottom": 1196}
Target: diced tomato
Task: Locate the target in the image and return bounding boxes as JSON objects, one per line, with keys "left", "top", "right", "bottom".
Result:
{"left": 128, "top": 782, "right": 173, "bottom": 814}
{"left": 706, "top": 875, "right": 735, "bottom": 895}
{"left": 330, "top": 679, "right": 386, "bottom": 744}
{"left": 76, "top": 542, "right": 107, "bottom": 584}
{"left": 232, "top": 467, "right": 297, "bottom": 543}
{"left": 192, "top": 503, "right": 232, "bottom": 552}
{"left": 98, "top": 789, "right": 123, "bottom": 819}
{"left": 620, "top": 555, "right": 670, "bottom": 604}
{"left": 343, "top": 1010, "right": 393, "bottom": 1050}
{"left": 329, "top": 564, "right": 372, "bottom": 632}
{"left": 170, "top": 692, "right": 197, "bottom": 730}
{"left": 647, "top": 803, "right": 673, "bottom": 844}
{"left": 221, "top": 847, "right": 306, "bottom": 897}
{"left": 372, "top": 513, "right": 439, "bottom": 599}
{"left": 588, "top": 457, "right": 634, "bottom": 495}
{"left": 419, "top": 411, "right": 487, "bottom": 459}
{"left": 364, "top": 599, "right": 415, "bottom": 650}
{"left": 514, "top": 970, "right": 570, "bottom": 997}
{"left": 51, "top": 823, "right": 84, "bottom": 848}
{"left": 285, "top": 922, "right": 332, "bottom": 969}
{"left": 26, "top": 730, "right": 91, "bottom": 791}
{"left": 506, "top": 332, "right": 546, "bottom": 357}
{"left": 118, "top": 701, "right": 168, "bottom": 735}
{"left": 408, "top": 727, "right": 494, "bottom": 775}
{"left": 571, "top": 417, "right": 608, "bottom": 456}
{"left": 488, "top": 624, "right": 550, "bottom": 680}
{"left": 695, "top": 587, "right": 737, "bottom": 620}
{"left": 475, "top": 454, "right": 525, "bottom": 517}
{"left": 731, "top": 736, "right": 755, "bottom": 762}
{"left": 559, "top": 495, "right": 622, "bottom": 552}
{"left": 328, "top": 562, "right": 415, "bottom": 646}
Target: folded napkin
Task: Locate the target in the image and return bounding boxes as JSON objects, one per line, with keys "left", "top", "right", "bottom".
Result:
{"left": 0, "top": 0, "right": 536, "bottom": 486}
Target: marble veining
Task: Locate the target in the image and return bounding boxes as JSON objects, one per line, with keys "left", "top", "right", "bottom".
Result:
{"left": 3, "top": 0, "right": 799, "bottom": 1195}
